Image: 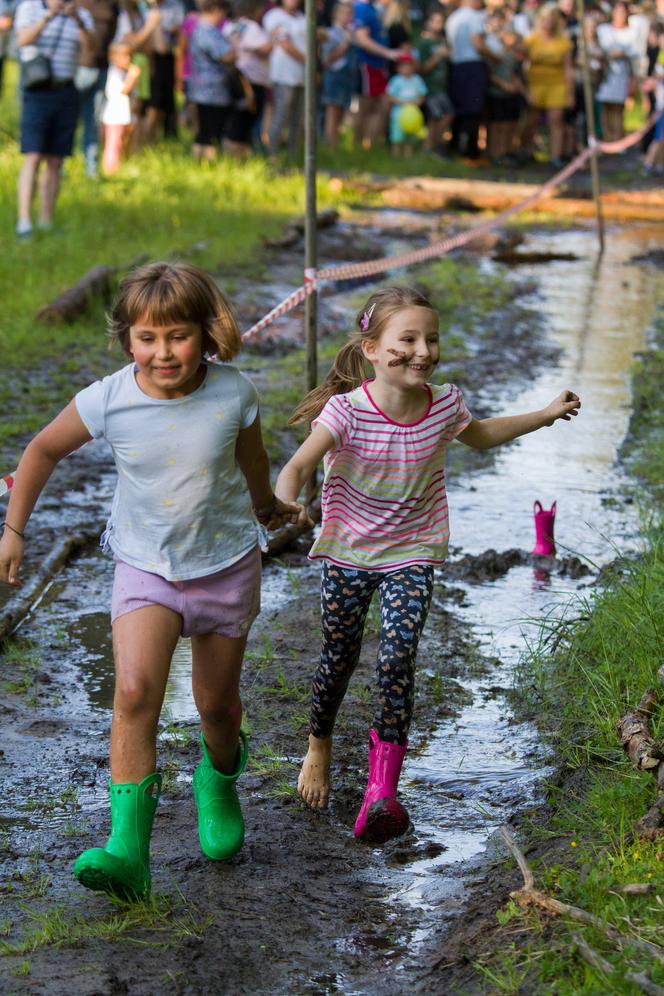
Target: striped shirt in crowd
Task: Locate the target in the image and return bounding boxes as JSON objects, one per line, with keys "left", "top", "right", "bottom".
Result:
{"left": 15, "top": 1, "right": 94, "bottom": 80}
{"left": 309, "top": 380, "right": 473, "bottom": 572}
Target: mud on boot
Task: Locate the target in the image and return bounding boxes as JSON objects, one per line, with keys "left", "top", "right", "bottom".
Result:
{"left": 193, "top": 730, "right": 249, "bottom": 860}
{"left": 73, "top": 772, "right": 161, "bottom": 900}
{"left": 354, "top": 730, "right": 410, "bottom": 845}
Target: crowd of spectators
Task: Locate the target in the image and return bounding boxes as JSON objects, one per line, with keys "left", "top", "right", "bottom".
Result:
{"left": 2, "top": 0, "right": 663, "bottom": 236}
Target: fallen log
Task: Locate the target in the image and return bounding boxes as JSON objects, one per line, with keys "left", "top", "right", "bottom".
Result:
{"left": 37, "top": 265, "right": 114, "bottom": 324}
{"left": 380, "top": 177, "right": 664, "bottom": 222}
{"left": 36, "top": 254, "right": 149, "bottom": 325}
{"left": 0, "top": 529, "right": 100, "bottom": 648}
{"left": 617, "top": 688, "right": 663, "bottom": 771}
{"left": 263, "top": 208, "right": 339, "bottom": 249}
{"left": 617, "top": 683, "right": 664, "bottom": 839}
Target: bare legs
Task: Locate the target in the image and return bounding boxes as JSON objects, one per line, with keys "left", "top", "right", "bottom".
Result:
{"left": 111, "top": 606, "right": 247, "bottom": 782}
{"left": 353, "top": 94, "right": 388, "bottom": 149}
{"left": 111, "top": 606, "right": 181, "bottom": 782}
{"left": 600, "top": 102, "right": 625, "bottom": 143}
{"left": 521, "top": 106, "right": 565, "bottom": 162}
{"left": 16, "top": 152, "right": 62, "bottom": 232}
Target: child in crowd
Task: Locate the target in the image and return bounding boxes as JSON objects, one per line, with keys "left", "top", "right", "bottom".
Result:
{"left": 264, "top": 0, "right": 306, "bottom": 158}
{"left": 319, "top": 0, "right": 355, "bottom": 151}
{"left": 101, "top": 43, "right": 142, "bottom": 175}
{"left": 484, "top": 10, "right": 527, "bottom": 165}
{"left": 223, "top": 0, "right": 271, "bottom": 157}
{"left": 386, "top": 52, "right": 427, "bottom": 157}
{"left": 276, "top": 286, "right": 580, "bottom": 843}
{"left": 189, "top": 0, "right": 235, "bottom": 160}
{"left": 0, "top": 262, "right": 301, "bottom": 898}
{"left": 415, "top": 7, "right": 453, "bottom": 154}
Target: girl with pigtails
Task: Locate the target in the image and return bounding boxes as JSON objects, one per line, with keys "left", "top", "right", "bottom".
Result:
{"left": 277, "top": 286, "right": 581, "bottom": 843}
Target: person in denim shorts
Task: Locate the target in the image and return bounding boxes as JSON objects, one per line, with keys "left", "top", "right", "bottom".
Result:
{"left": 320, "top": 0, "right": 355, "bottom": 149}
{"left": 15, "top": 0, "right": 95, "bottom": 237}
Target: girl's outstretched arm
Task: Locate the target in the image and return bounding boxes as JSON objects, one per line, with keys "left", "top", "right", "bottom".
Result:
{"left": 0, "top": 401, "right": 93, "bottom": 587}
{"left": 275, "top": 424, "right": 335, "bottom": 509}
{"left": 458, "top": 390, "right": 581, "bottom": 451}
{"left": 235, "top": 413, "right": 303, "bottom": 530}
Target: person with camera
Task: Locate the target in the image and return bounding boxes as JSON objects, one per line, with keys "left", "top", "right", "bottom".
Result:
{"left": 15, "top": 0, "right": 95, "bottom": 238}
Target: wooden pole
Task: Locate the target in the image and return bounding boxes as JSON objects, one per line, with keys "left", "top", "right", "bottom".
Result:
{"left": 575, "top": 0, "right": 605, "bottom": 253}
{"left": 304, "top": 0, "right": 318, "bottom": 503}
{"left": 304, "top": 0, "right": 318, "bottom": 394}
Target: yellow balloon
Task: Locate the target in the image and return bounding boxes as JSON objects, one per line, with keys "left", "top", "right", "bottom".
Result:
{"left": 398, "top": 103, "right": 424, "bottom": 135}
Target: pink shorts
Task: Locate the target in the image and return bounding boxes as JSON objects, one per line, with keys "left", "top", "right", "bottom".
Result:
{"left": 111, "top": 546, "right": 261, "bottom": 638}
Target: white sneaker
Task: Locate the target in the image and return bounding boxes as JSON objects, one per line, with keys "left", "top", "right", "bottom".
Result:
{"left": 16, "top": 220, "right": 32, "bottom": 238}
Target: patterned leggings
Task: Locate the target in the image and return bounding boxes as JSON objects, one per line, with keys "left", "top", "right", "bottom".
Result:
{"left": 309, "top": 561, "right": 434, "bottom": 745}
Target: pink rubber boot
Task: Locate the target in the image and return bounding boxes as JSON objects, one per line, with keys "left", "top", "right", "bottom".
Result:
{"left": 353, "top": 729, "right": 410, "bottom": 844}
{"left": 532, "top": 500, "right": 556, "bottom": 556}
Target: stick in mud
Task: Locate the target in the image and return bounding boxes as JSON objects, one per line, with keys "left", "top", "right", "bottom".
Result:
{"left": 0, "top": 529, "right": 100, "bottom": 647}
{"left": 499, "top": 826, "right": 664, "bottom": 965}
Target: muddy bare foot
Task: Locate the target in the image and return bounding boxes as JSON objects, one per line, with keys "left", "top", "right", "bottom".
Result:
{"left": 298, "top": 734, "right": 332, "bottom": 809}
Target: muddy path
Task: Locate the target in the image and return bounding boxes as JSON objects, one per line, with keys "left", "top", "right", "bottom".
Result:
{"left": 1, "top": 211, "right": 663, "bottom": 994}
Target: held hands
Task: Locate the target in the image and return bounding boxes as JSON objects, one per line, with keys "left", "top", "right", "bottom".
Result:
{"left": 254, "top": 496, "right": 311, "bottom": 531}
{"left": 541, "top": 390, "right": 581, "bottom": 427}
{"left": 0, "top": 529, "right": 24, "bottom": 588}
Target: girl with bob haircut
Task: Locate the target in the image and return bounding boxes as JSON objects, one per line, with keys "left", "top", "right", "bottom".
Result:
{"left": 0, "top": 261, "right": 302, "bottom": 899}
{"left": 277, "top": 285, "right": 581, "bottom": 843}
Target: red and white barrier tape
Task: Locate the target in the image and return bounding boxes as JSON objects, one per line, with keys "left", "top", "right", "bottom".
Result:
{"left": 0, "top": 472, "right": 16, "bottom": 498}
{"left": 242, "top": 108, "right": 663, "bottom": 342}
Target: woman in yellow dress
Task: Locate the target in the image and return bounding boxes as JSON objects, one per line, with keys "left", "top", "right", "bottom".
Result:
{"left": 522, "top": 2, "right": 574, "bottom": 167}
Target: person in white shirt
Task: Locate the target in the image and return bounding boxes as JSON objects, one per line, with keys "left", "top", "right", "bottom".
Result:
{"left": 101, "top": 41, "right": 141, "bottom": 173}
{"left": 596, "top": 0, "right": 638, "bottom": 141}
{"left": 264, "top": 0, "right": 306, "bottom": 157}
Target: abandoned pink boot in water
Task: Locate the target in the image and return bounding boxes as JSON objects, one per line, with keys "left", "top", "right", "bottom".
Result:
{"left": 532, "top": 500, "right": 557, "bottom": 556}
{"left": 354, "top": 729, "right": 410, "bottom": 844}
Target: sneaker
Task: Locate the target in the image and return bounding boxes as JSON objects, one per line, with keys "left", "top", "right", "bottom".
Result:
{"left": 16, "top": 220, "right": 32, "bottom": 239}
{"left": 85, "top": 148, "right": 98, "bottom": 178}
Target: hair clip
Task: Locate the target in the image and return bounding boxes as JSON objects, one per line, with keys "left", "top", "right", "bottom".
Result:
{"left": 360, "top": 303, "right": 376, "bottom": 331}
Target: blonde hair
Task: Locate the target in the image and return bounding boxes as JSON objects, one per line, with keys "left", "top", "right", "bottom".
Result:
{"left": 383, "top": 0, "right": 412, "bottom": 31}
{"left": 289, "top": 285, "right": 436, "bottom": 425}
{"left": 108, "top": 261, "right": 241, "bottom": 360}
{"left": 536, "top": 2, "right": 563, "bottom": 34}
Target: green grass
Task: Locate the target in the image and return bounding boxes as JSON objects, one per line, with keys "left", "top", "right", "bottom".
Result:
{"left": 0, "top": 890, "right": 212, "bottom": 957}
{"left": 479, "top": 311, "right": 664, "bottom": 993}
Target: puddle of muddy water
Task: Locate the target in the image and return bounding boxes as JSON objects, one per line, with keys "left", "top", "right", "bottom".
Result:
{"left": 376, "top": 224, "right": 664, "bottom": 952}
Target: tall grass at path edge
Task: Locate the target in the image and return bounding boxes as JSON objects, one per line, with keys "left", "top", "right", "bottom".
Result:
{"left": 476, "top": 317, "right": 664, "bottom": 993}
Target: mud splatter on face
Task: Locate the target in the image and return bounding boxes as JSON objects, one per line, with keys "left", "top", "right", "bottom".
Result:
{"left": 387, "top": 348, "right": 411, "bottom": 367}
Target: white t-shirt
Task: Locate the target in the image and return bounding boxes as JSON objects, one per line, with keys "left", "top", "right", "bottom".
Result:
{"left": 445, "top": 6, "right": 486, "bottom": 64}
{"left": 229, "top": 17, "right": 270, "bottom": 86}
{"left": 101, "top": 65, "right": 132, "bottom": 126}
{"left": 596, "top": 23, "right": 637, "bottom": 104}
{"left": 263, "top": 6, "right": 306, "bottom": 86}
{"left": 75, "top": 361, "right": 261, "bottom": 581}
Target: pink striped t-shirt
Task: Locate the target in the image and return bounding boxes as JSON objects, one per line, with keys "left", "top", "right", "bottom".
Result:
{"left": 309, "top": 380, "right": 472, "bottom": 571}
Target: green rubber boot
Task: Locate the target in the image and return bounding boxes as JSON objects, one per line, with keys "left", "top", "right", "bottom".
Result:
{"left": 193, "top": 731, "right": 249, "bottom": 861}
{"left": 73, "top": 772, "right": 161, "bottom": 900}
